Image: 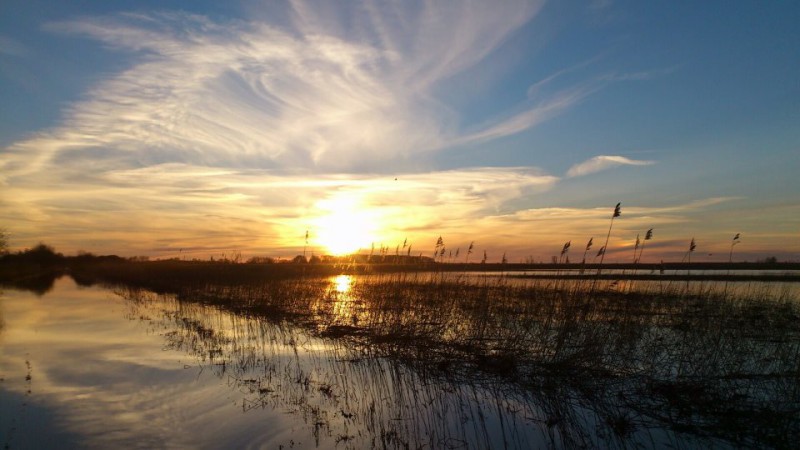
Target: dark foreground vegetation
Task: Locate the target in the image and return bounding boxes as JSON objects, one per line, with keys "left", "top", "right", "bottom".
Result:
{"left": 2, "top": 246, "right": 800, "bottom": 448}
{"left": 1, "top": 243, "right": 798, "bottom": 294}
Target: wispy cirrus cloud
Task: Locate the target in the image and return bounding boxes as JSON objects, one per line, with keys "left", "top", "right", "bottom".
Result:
{"left": 2, "top": 1, "right": 704, "bottom": 259}
{"left": 458, "top": 84, "right": 598, "bottom": 146}
{"left": 599, "top": 66, "right": 680, "bottom": 82}
{"left": 0, "top": 0, "right": 598, "bottom": 257}
{"left": 566, "top": 155, "right": 655, "bottom": 177}
{"left": 1, "top": 0, "right": 560, "bottom": 183}
{"left": 0, "top": 35, "right": 29, "bottom": 56}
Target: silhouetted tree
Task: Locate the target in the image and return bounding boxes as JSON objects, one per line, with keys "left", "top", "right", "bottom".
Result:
{"left": 4, "top": 243, "right": 65, "bottom": 266}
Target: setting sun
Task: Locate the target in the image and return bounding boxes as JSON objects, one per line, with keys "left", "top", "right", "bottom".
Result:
{"left": 311, "top": 195, "right": 379, "bottom": 255}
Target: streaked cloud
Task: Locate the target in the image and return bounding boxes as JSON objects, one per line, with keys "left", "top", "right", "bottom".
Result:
{"left": 1, "top": 1, "right": 560, "bottom": 183}
{"left": 459, "top": 84, "right": 597, "bottom": 146}
{"left": 459, "top": 197, "right": 756, "bottom": 262}
{"left": 566, "top": 155, "right": 655, "bottom": 178}
{"left": 1, "top": 150, "right": 789, "bottom": 261}
{"left": 1, "top": 161, "right": 558, "bottom": 257}
{"left": 0, "top": 35, "right": 29, "bottom": 56}
{"left": 3, "top": 1, "right": 788, "bottom": 262}
{"left": 600, "top": 66, "right": 680, "bottom": 82}
{"left": 526, "top": 56, "right": 603, "bottom": 98}
{"left": 0, "top": 1, "right": 601, "bottom": 257}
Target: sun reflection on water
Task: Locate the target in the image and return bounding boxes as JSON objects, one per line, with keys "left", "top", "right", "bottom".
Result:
{"left": 333, "top": 274, "right": 352, "bottom": 294}
{"left": 326, "top": 275, "right": 361, "bottom": 326}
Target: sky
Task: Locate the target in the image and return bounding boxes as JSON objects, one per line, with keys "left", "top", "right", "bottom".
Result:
{"left": 1, "top": 0, "right": 798, "bottom": 262}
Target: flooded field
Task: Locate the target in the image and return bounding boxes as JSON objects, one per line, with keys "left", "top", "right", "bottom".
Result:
{"left": 2, "top": 274, "right": 799, "bottom": 449}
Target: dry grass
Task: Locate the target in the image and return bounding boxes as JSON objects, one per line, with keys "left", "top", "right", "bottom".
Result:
{"left": 109, "top": 270, "right": 800, "bottom": 449}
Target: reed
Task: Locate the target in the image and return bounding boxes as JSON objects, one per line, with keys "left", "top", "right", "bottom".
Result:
{"left": 636, "top": 228, "right": 653, "bottom": 263}
{"left": 728, "top": 233, "right": 740, "bottom": 264}
{"left": 41, "top": 246, "right": 799, "bottom": 449}
{"left": 600, "top": 202, "right": 621, "bottom": 267}
{"left": 108, "top": 268, "right": 800, "bottom": 449}
{"left": 686, "top": 237, "right": 696, "bottom": 277}
{"left": 559, "top": 241, "right": 571, "bottom": 264}
{"left": 581, "top": 237, "right": 593, "bottom": 265}
{"left": 595, "top": 203, "right": 621, "bottom": 279}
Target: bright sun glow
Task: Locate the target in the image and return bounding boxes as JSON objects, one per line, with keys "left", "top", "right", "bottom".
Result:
{"left": 312, "top": 195, "right": 379, "bottom": 255}
{"left": 333, "top": 275, "right": 352, "bottom": 293}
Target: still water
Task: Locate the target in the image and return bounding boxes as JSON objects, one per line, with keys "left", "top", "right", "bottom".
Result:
{"left": 0, "top": 277, "right": 554, "bottom": 449}
{"left": 1, "top": 278, "right": 301, "bottom": 448}
{"left": 0, "top": 276, "right": 792, "bottom": 449}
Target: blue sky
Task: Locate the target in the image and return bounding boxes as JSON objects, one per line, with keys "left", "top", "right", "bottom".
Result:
{"left": 1, "top": 0, "right": 798, "bottom": 261}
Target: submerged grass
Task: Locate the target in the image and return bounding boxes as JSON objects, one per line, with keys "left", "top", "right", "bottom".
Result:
{"left": 70, "top": 261, "right": 800, "bottom": 448}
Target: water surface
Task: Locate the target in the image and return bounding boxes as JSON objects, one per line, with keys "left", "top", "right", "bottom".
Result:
{"left": 1, "top": 278, "right": 558, "bottom": 449}
{"left": 1, "top": 278, "right": 307, "bottom": 448}
{"left": 2, "top": 275, "right": 796, "bottom": 449}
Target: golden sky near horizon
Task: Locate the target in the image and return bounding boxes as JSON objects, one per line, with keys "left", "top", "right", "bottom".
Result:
{"left": 1, "top": 1, "right": 798, "bottom": 262}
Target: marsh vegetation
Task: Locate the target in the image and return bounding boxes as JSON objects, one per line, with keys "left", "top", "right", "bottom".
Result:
{"left": 2, "top": 247, "right": 799, "bottom": 448}
{"left": 68, "top": 263, "right": 800, "bottom": 447}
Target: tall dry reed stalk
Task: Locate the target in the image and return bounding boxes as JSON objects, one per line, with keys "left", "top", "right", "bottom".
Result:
{"left": 728, "top": 233, "right": 740, "bottom": 264}
{"left": 580, "top": 237, "right": 593, "bottom": 274}
{"left": 636, "top": 228, "right": 653, "bottom": 263}
{"left": 686, "top": 238, "right": 696, "bottom": 281}
{"left": 582, "top": 237, "right": 593, "bottom": 265}
{"left": 598, "top": 203, "right": 621, "bottom": 268}
{"left": 559, "top": 241, "right": 571, "bottom": 264}
{"left": 593, "top": 203, "right": 621, "bottom": 290}
{"left": 724, "top": 233, "right": 740, "bottom": 290}
{"left": 434, "top": 236, "right": 444, "bottom": 263}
